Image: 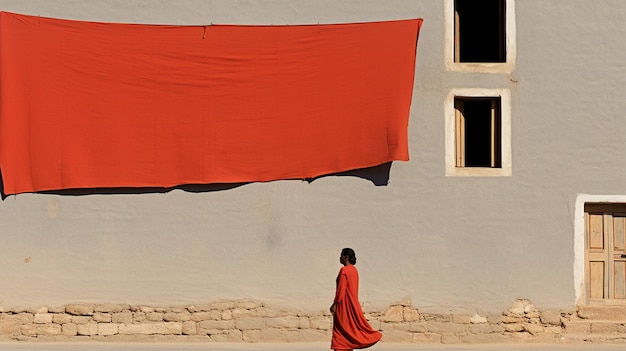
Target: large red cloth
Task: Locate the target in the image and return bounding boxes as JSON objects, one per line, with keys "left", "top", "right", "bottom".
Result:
{"left": 0, "top": 12, "right": 423, "bottom": 195}
{"left": 332, "top": 265, "right": 382, "bottom": 350}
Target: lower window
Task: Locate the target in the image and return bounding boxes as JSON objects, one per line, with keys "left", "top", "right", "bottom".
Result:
{"left": 445, "top": 89, "right": 511, "bottom": 176}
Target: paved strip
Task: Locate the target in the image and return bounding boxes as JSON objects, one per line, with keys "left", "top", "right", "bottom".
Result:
{"left": 1, "top": 343, "right": 626, "bottom": 351}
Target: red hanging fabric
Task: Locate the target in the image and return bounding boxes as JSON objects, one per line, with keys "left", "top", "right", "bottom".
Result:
{"left": 0, "top": 12, "right": 423, "bottom": 195}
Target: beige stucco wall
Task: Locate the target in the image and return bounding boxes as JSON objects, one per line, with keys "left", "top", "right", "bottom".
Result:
{"left": 0, "top": 0, "right": 625, "bottom": 315}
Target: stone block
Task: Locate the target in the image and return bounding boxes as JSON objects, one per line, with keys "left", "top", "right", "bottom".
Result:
{"left": 243, "top": 329, "right": 261, "bottom": 342}
{"left": 452, "top": 314, "right": 472, "bottom": 324}
{"left": 237, "top": 299, "right": 262, "bottom": 310}
{"left": 210, "top": 329, "right": 242, "bottom": 342}
{"left": 146, "top": 312, "right": 164, "bottom": 322}
{"left": 140, "top": 306, "right": 155, "bottom": 313}
{"left": 503, "top": 323, "right": 525, "bottom": 332}
{"left": 563, "top": 320, "right": 591, "bottom": 334}
{"left": 197, "top": 320, "right": 235, "bottom": 332}
{"left": 250, "top": 307, "right": 286, "bottom": 318}
{"left": 380, "top": 329, "right": 412, "bottom": 343}
{"left": 163, "top": 312, "right": 190, "bottom": 322}
{"left": 501, "top": 315, "right": 525, "bottom": 324}
{"left": 94, "top": 304, "right": 129, "bottom": 313}
{"left": 460, "top": 332, "right": 509, "bottom": 344}
{"left": 21, "top": 324, "right": 62, "bottom": 336}
{"left": 427, "top": 321, "right": 467, "bottom": 334}
{"left": 310, "top": 316, "right": 331, "bottom": 330}
{"left": 412, "top": 332, "right": 442, "bottom": 343}
{"left": 48, "top": 306, "right": 65, "bottom": 313}
{"left": 381, "top": 322, "right": 410, "bottom": 331}
{"left": 523, "top": 323, "right": 544, "bottom": 335}
{"left": 526, "top": 311, "right": 540, "bottom": 319}
{"left": 71, "top": 316, "right": 92, "bottom": 325}
{"left": 3, "top": 313, "right": 33, "bottom": 324}
{"left": 267, "top": 316, "right": 300, "bottom": 328}
{"left": 368, "top": 319, "right": 381, "bottom": 331}
{"left": 35, "top": 307, "right": 49, "bottom": 314}
{"left": 422, "top": 313, "right": 452, "bottom": 322}
{"left": 591, "top": 321, "right": 621, "bottom": 334}
{"left": 76, "top": 322, "right": 98, "bottom": 336}
{"left": 52, "top": 313, "right": 72, "bottom": 324}
{"left": 93, "top": 313, "right": 112, "bottom": 323}
{"left": 112, "top": 312, "right": 133, "bottom": 324}
{"left": 235, "top": 317, "right": 266, "bottom": 330}
{"left": 578, "top": 306, "right": 626, "bottom": 320}
{"left": 34, "top": 313, "right": 53, "bottom": 324}
{"left": 182, "top": 321, "right": 197, "bottom": 335}
{"left": 208, "top": 301, "right": 235, "bottom": 311}
{"left": 490, "top": 324, "right": 505, "bottom": 333}
{"left": 470, "top": 314, "right": 488, "bottom": 324}
{"left": 381, "top": 305, "right": 404, "bottom": 322}
{"left": 66, "top": 304, "right": 94, "bottom": 316}
{"left": 231, "top": 308, "right": 252, "bottom": 319}
{"left": 119, "top": 322, "right": 182, "bottom": 335}
{"left": 221, "top": 310, "right": 233, "bottom": 320}
{"left": 408, "top": 322, "right": 428, "bottom": 333}
{"left": 98, "top": 323, "right": 119, "bottom": 336}
{"left": 298, "top": 328, "right": 329, "bottom": 342}
{"left": 259, "top": 328, "right": 299, "bottom": 342}
{"left": 133, "top": 312, "right": 146, "bottom": 322}
{"left": 507, "top": 299, "right": 532, "bottom": 316}
{"left": 403, "top": 307, "right": 420, "bottom": 322}
{"left": 191, "top": 311, "right": 221, "bottom": 321}
{"left": 0, "top": 321, "right": 21, "bottom": 335}
{"left": 298, "top": 317, "right": 310, "bottom": 329}
{"left": 441, "top": 334, "right": 460, "bottom": 344}
{"left": 540, "top": 309, "right": 562, "bottom": 326}
{"left": 469, "top": 323, "right": 493, "bottom": 335}
{"left": 61, "top": 323, "right": 77, "bottom": 336}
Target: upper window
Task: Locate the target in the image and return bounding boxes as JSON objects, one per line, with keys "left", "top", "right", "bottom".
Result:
{"left": 445, "top": 0, "right": 516, "bottom": 72}
{"left": 455, "top": 0, "right": 506, "bottom": 63}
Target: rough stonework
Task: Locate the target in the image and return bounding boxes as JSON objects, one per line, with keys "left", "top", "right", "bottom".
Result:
{"left": 0, "top": 299, "right": 623, "bottom": 344}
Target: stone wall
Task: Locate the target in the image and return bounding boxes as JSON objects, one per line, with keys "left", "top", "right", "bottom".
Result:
{"left": 0, "top": 299, "right": 575, "bottom": 343}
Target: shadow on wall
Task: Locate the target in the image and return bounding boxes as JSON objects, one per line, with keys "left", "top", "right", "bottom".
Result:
{"left": 0, "top": 162, "right": 392, "bottom": 199}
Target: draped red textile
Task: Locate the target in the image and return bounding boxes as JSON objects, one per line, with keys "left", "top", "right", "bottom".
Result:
{"left": 332, "top": 265, "right": 382, "bottom": 350}
{"left": 0, "top": 12, "right": 423, "bottom": 195}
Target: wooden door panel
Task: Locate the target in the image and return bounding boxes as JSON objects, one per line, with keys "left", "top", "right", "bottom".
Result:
{"left": 588, "top": 213, "right": 604, "bottom": 250}
{"left": 614, "top": 261, "right": 626, "bottom": 299}
{"left": 613, "top": 214, "right": 626, "bottom": 251}
{"left": 590, "top": 261, "right": 605, "bottom": 299}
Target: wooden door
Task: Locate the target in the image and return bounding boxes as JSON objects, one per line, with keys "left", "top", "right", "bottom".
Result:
{"left": 585, "top": 204, "right": 626, "bottom": 301}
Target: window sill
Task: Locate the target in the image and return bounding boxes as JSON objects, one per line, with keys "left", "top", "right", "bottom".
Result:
{"left": 445, "top": 167, "right": 512, "bottom": 177}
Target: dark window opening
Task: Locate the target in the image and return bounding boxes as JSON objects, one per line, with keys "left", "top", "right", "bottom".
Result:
{"left": 455, "top": 0, "right": 506, "bottom": 63}
{"left": 454, "top": 97, "right": 501, "bottom": 168}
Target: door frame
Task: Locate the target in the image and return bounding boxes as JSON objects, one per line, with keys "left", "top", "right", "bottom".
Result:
{"left": 575, "top": 194, "right": 626, "bottom": 306}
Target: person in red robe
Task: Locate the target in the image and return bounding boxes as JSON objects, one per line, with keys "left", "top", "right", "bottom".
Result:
{"left": 330, "top": 248, "right": 382, "bottom": 351}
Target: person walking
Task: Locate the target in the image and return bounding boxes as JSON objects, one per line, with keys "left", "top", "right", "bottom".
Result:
{"left": 330, "top": 248, "right": 382, "bottom": 351}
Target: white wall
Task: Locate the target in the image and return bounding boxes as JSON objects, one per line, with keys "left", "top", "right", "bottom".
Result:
{"left": 1, "top": 0, "right": 625, "bottom": 314}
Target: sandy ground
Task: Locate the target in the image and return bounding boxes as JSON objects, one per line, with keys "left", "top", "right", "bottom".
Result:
{"left": 1, "top": 343, "right": 626, "bottom": 351}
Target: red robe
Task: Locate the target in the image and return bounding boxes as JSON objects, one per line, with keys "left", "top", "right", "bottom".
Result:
{"left": 331, "top": 265, "right": 382, "bottom": 350}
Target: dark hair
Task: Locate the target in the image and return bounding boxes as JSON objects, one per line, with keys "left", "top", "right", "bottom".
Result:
{"left": 341, "top": 248, "right": 357, "bottom": 265}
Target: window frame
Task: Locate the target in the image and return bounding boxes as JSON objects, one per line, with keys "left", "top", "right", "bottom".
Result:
{"left": 444, "top": 0, "right": 516, "bottom": 73}
{"left": 445, "top": 88, "right": 511, "bottom": 177}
